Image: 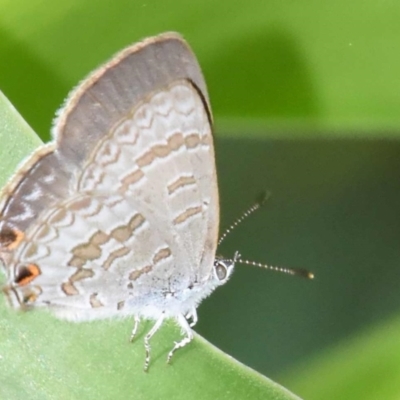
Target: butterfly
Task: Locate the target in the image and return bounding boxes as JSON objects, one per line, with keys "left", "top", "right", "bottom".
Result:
{"left": 0, "top": 32, "right": 235, "bottom": 371}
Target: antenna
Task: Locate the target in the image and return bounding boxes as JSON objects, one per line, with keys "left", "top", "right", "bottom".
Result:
{"left": 219, "top": 195, "right": 315, "bottom": 280}
{"left": 238, "top": 258, "right": 314, "bottom": 279}
{"left": 218, "top": 191, "right": 270, "bottom": 246}
{"left": 230, "top": 251, "right": 314, "bottom": 279}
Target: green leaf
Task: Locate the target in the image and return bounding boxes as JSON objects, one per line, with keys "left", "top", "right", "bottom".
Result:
{"left": 0, "top": 91, "right": 42, "bottom": 189}
{"left": 283, "top": 315, "right": 400, "bottom": 400}
{"left": 0, "top": 297, "right": 300, "bottom": 399}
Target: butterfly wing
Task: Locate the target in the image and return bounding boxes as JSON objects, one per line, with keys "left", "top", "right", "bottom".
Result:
{"left": 0, "top": 33, "right": 218, "bottom": 320}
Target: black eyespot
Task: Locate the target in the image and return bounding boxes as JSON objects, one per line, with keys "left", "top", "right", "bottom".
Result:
{"left": 0, "top": 228, "right": 17, "bottom": 247}
{"left": 15, "top": 264, "right": 41, "bottom": 286}
{"left": 0, "top": 227, "right": 24, "bottom": 250}
{"left": 215, "top": 262, "right": 227, "bottom": 281}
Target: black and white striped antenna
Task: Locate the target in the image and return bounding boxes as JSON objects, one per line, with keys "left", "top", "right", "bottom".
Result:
{"left": 218, "top": 192, "right": 314, "bottom": 280}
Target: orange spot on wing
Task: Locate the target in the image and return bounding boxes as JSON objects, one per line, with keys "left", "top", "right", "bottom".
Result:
{"left": 23, "top": 290, "right": 40, "bottom": 304}
{"left": 15, "top": 264, "right": 41, "bottom": 286}
{"left": 0, "top": 229, "right": 25, "bottom": 250}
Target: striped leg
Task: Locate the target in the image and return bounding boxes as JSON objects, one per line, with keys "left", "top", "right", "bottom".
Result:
{"left": 129, "top": 315, "right": 140, "bottom": 342}
{"left": 144, "top": 314, "right": 165, "bottom": 372}
{"left": 167, "top": 313, "right": 194, "bottom": 364}
{"left": 185, "top": 307, "right": 198, "bottom": 327}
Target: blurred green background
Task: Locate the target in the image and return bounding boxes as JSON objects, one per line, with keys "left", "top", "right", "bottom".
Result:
{"left": 1, "top": 1, "right": 400, "bottom": 399}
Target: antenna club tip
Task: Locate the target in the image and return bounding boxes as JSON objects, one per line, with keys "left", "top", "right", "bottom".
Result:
{"left": 293, "top": 268, "right": 314, "bottom": 279}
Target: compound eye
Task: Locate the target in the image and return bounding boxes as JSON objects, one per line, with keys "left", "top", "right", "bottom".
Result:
{"left": 215, "top": 261, "right": 227, "bottom": 281}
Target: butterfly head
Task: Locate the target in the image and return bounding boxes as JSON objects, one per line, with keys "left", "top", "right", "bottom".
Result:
{"left": 212, "top": 251, "right": 239, "bottom": 286}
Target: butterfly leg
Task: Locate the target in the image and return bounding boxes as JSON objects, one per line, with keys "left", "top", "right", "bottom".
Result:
{"left": 144, "top": 313, "right": 165, "bottom": 372}
{"left": 167, "top": 313, "right": 193, "bottom": 365}
{"left": 129, "top": 315, "right": 140, "bottom": 342}
{"left": 185, "top": 307, "right": 198, "bottom": 327}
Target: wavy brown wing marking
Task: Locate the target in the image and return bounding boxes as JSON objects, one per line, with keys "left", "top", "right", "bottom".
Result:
{"left": 71, "top": 80, "right": 217, "bottom": 278}
{"left": 0, "top": 32, "right": 210, "bottom": 261}
{"left": 3, "top": 185, "right": 177, "bottom": 310}
{"left": 0, "top": 34, "right": 218, "bottom": 319}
